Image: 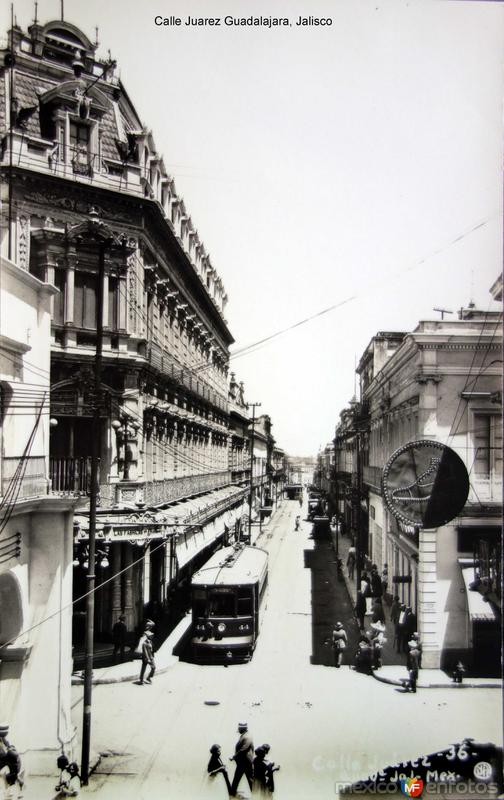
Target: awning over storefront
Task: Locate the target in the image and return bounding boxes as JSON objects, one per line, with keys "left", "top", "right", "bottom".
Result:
{"left": 175, "top": 495, "right": 247, "bottom": 570}
{"left": 459, "top": 559, "right": 497, "bottom": 622}
{"left": 74, "top": 486, "right": 247, "bottom": 555}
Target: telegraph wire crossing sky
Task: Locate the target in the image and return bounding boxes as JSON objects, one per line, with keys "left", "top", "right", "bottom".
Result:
{"left": 1, "top": 0, "right": 502, "bottom": 454}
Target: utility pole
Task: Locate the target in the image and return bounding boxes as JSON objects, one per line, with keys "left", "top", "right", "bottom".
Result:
{"left": 355, "top": 431, "right": 362, "bottom": 592}
{"left": 333, "top": 438, "right": 339, "bottom": 559}
{"left": 67, "top": 211, "right": 120, "bottom": 786}
{"left": 80, "top": 237, "right": 106, "bottom": 785}
{"left": 247, "top": 402, "right": 261, "bottom": 541}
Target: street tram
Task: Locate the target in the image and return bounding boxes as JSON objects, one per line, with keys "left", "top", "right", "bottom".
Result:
{"left": 190, "top": 544, "right": 268, "bottom": 663}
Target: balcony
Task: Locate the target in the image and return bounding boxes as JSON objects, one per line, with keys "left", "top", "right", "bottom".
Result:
{"left": 147, "top": 342, "right": 228, "bottom": 412}
{"left": 50, "top": 457, "right": 92, "bottom": 495}
{"left": 1, "top": 456, "right": 48, "bottom": 501}
{"left": 117, "top": 470, "right": 233, "bottom": 507}
{"left": 468, "top": 475, "right": 502, "bottom": 504}
{"left": 363, "top": 465, "right": 383, "bottom": 493}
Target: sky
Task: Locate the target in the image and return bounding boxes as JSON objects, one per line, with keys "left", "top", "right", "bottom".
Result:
{"left": 2, "top": 0, "right": 503, "bottom": 455}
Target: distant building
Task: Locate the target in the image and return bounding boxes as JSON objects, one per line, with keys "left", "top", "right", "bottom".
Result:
{"left": 341, "top": 311, "right": 502, "bottom": 673}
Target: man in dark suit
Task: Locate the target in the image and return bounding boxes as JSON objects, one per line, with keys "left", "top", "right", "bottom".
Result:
{"left": 230, "top": 721, "right": 254, "bottom": 796}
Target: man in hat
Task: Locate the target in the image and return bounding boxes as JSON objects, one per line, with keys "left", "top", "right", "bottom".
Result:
{"left": 138, "top": 630, "right": 155, "bottom": 685}
{"left": 229, "top": 722, "right": 254, "bottom": 796}
{"left": 112, "top": 614, "right": 127, "bottom": 662}
{"left": 407, "top": 632, "right": 422, "bottom": 670}
{"left": 370, "top": 621, "right": 387, "bottom": 669}
{"left": 331, "top": 622, "right": 347, "bottom": 668}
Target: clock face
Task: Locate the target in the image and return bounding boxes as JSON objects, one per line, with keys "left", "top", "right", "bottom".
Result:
{"left": 381, "top": 440, "right": 470, "bottom": 528}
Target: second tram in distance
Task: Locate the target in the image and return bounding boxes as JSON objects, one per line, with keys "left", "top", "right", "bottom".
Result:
{"left": 190, "top": 544, "right": 268, "bottom": 663}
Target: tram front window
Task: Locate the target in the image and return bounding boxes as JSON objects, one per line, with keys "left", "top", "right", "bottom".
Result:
{"left": 237, "top": 588, "right": 253, "bottom": 616}
{"left": 209, "top": 591, "right": 235, "bottom": 616}
{"left": 193, "top": 589, "right": 206, "bottom": 617}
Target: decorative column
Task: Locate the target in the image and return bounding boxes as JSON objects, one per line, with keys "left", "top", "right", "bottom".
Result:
{"left": 143, "top": 543, "right": 151, "bottom": 605}
{"left": 418, "top": 527, "right": 440, "bottom": 668}
{"left": 64, "top": 246, "right": 76, "bottom": 326}
{"left": 123, "top": 544, "right": 134, "bottom": 631}
{"left": 111, "top": 544, "right": 122, "bottom": 619}
{"left": 118, "top": 273, "right": 127, "bottom": 331}
{"left": 102, "top": 270, "right": 109, "bottom": 329}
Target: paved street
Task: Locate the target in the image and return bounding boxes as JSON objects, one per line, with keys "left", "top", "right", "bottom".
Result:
{"left": 27, "top": 501, "right": 502, "bottom": 799}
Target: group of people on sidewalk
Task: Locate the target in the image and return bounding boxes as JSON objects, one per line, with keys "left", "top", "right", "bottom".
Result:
{"left": 207, "top": 722, "right": 280, "bottom": 797}
{"left": 328, "top": 532, "right": 425, "bottom": 691}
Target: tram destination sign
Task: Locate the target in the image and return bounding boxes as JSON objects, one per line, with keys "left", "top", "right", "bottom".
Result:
{"left": 381, "top": 440, "right": 469, "bottom": 529}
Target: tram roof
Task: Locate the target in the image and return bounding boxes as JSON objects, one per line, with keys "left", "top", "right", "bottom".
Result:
{"left": 192, "top": 544, "right": 268, "bottom": 587}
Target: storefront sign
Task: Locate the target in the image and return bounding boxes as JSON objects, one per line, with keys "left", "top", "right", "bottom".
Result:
{"left": 382, "top": 440, "right": 469, "bottom": 528}
{"left": 109, "top": 526, "right": 166, "bottom": 540}
{"left": 76, "top": 525, "right": 168, "bottom": 542}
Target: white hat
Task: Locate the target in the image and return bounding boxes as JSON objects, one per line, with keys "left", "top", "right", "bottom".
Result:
{"left": 370, "top": 621, "right": 385, "bottom": 632}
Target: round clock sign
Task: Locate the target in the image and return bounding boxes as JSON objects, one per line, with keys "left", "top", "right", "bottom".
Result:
{"left": 381, "top": 440, "right": 470, "bottom": 528}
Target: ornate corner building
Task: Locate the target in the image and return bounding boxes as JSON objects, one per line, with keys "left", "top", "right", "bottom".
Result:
{"left": 0, "top": 19, "right": 255, "bottom": 645}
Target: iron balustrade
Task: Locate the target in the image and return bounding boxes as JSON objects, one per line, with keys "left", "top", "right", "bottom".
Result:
{"left": 146, "top": 341, "right": 228, "bottom": 413}
{"left": 49, "top": 456, "right": 93, "bottom": 495}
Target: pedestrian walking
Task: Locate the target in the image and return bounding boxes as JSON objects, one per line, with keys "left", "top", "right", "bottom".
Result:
{"left": 331, "top": 621, "right": 347, "bottom": 668}
{"left": 381, "top": 564, "right": 389, "bottom": 599}
{"left": 370, "top": 621, "right": 387, "bottom": 669}
{"left": 406, "top": 646, "right": 420, "bottom": 693}
{"left": 405, "top": 607, "right": 417, "bottom": 641}
{"left": 346, "top": 545, "right": 356, "bottom": 579}
{"left": 354, "top": 591, "right": 366, "bottom": 631}
{"left": 229, "top": 722, "right": 254, "bottom": 796}
{"left": 112, "top": 614, "right": 127, "bottom": 661}
{"left": 138, "top": 630, "right": 155, "bottom": 684}
{"left": 370, "top": 565, "right": 382, "bottom": 597}
{"left": 254, "top": 744, "right": 280, "bottom": 794}
{"left": 360, "top": 572, "right": 370, "bottom": 598}
{"left": 390, "top": 595, "right": 400, "bottom": 648}
{"left": 207, "top": 744, "right": 232, "bottom": 795}
{"left": 353, "top": 635, "right": 373, "bottom": 675}
{"left": 396, "top": 604, "right": 408, "bottom": 654}
{"left": 407, "top": 633, "right": 422, "bottom": 669}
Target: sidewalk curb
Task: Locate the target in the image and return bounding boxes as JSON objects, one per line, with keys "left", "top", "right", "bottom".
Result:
{"left": 371, "top": 670, "right": 501, "bottom": 690}
{"left": 72, "top": 615, "right": 192, "bottom": 686}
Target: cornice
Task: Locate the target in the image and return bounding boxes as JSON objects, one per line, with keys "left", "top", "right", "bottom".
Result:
{"left": 1, "top": 255, "right": 58, "bottom": 296}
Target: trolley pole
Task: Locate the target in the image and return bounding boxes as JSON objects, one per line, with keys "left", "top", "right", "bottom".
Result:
{"left": 247, "top": 402, "right": 261, "bottom": 541}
